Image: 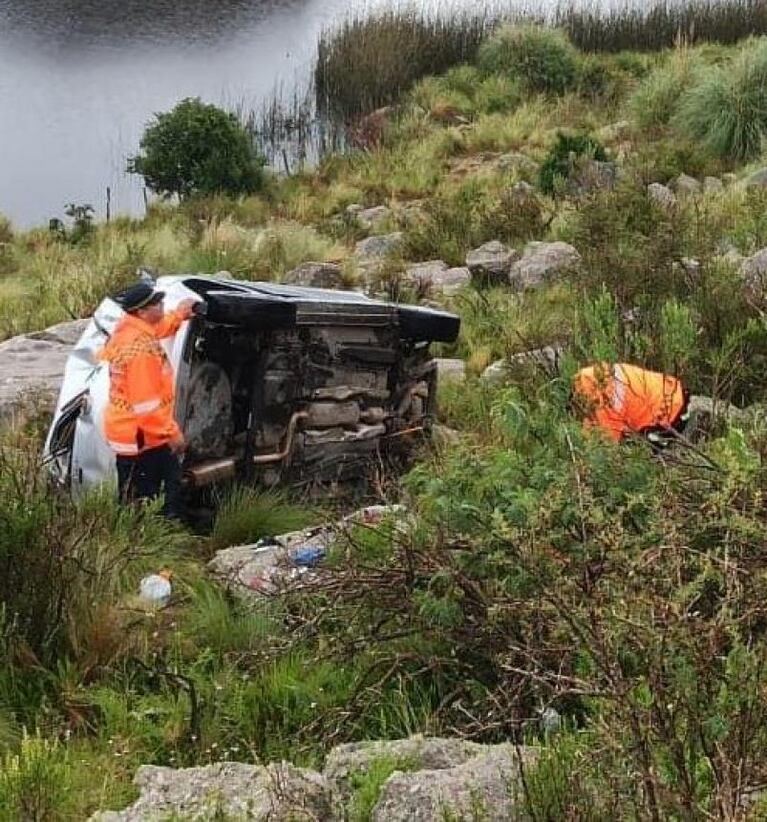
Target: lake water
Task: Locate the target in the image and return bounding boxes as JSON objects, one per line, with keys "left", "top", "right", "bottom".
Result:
{"left": 0, "top": 0, "right": 404, "bottom": 228}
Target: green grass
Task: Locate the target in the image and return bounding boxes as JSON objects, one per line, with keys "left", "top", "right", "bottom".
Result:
{"left": 210, "top": 486, "right": 317, "bottom": 550}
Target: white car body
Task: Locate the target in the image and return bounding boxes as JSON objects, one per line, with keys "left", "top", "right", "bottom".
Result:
{"left": 44, "top": 277, "right": 199, "bottom": 492}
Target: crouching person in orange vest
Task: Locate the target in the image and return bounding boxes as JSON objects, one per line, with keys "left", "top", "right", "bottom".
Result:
{"left": 572, "top": 363, "right": 690, "bottom": 446}
{"left": 99, "top": 282, "right": 198, "bottom": 518}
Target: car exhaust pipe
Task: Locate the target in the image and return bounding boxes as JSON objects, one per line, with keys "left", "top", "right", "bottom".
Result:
{"left": 184, "top": 411, "right": 309, "bottom": 488}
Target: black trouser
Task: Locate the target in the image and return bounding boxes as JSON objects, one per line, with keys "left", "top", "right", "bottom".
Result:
{"left": 116, "top": 445, "right": 183, "bottom": 519}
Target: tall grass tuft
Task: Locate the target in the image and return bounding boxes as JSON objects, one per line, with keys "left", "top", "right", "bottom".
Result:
{"left": 673, "top": 39, "right": 767, "bottom": 159}
{"left": 558, "top": 0, "right": 767, "bottom": 53}
{"left": 627, "top": 46, "right": 699, "bottom": 128}
{"left": 211, "top": 486, "right": 316, "bottom": 550}
{"left": 315, "top": 9, "right": 496, "bottom": 117}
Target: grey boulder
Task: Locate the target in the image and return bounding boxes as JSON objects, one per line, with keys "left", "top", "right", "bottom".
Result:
{"left": 704, "top": 176, "right": 724, "bottom": 194}
{"left": 0, "top": 318, "right": 90, "bottom": 421}
{"left": 283, "top": 261, "right": 345, "bottom": 289}
{"left": 370, "top": 744, "right": 537, "bottom": 822}
{"left": 347, "top": 204, "right": 391, "bottom": 230}
{"left": 91, "top": 761, "right": 342, "bottom": 821}
{"left": 647, "top": 183, "right": 677, "bottom": 212}
{"left": 355, "top": 233, "right": 404, "bottom": 272}
{"left": 740, "top": 248, "right": 767, "bottom": 295}
{"left": 496, "top": 152, "right": 539, "bottom": 176}
{"left": 674, "top": 174, "right": 702, "bottom": 196}
{"left": 405, "top": 261, "right": 470, "bottom": 295}
{"left": 509, "top": 241, "right": 580, "bottom": 289}
{"left": 746, "top": 168, "right": 767, "bottom": 189}
{"left": 466, "top": 241, "right": 519, "bottom": 286}
{"left": 324, "top": 736, "right": 486, "bottom": 801}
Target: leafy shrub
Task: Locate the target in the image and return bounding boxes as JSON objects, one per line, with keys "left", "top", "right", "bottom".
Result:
{"left": 477, "top": 25, "right": 579, "bottom": 95}
{"left": 576, "top": 54, "right": 630, "bottom": 103}
{"left": 538, "top": 132, "right": 607, "bottom": 195}
{"left": 627, "top": 48, "right": 699, "bottom": 128}
{"left": 0, "top": 439, "right": 184, "bottom": 669}
{"left": 673, "top": 40, "right": 767, "bottom": 159}
{"left": 211, "top": 486, "right": 315, "bottom": 550}
{"left": 128, "top": 98, "right": 266, "bottom": 199}
{"left": 0, "top": 732, "right": 69, "bottom": 820}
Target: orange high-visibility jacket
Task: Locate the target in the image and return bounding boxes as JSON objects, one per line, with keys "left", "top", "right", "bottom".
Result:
{"left": 573, "top": 363, "right": 687, "bottom": 441}
{"left": 98, "top": 306, "right": 193, "bottom": 456}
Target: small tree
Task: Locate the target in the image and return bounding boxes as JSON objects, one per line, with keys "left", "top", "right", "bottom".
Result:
{"left": 128, "top": 98, "right": 266, "bottom": 199}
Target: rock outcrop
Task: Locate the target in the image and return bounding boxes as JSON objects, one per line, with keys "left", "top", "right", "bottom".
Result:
{"left": 0, "top": 318, "right": 89, "bottom": 420}
{"left": 91, "top": 761, "right": 342, "bottom": 821}
{"left": 92, "top": 736, "right": 539, "bottom": 821}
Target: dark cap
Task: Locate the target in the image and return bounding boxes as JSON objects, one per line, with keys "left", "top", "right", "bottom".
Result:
{"left": 112, "top": 282, "right": 165, "bottom": 313}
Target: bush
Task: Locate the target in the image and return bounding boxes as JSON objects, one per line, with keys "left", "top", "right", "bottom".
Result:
{"left": 128, "top": 98, "right": 266, "bottom": 199}
{"left": 673, "top": 40, "right": 767, "bottom": 160}
{"left": 477, "top": 25, "right": 579, "bottom": 95}
{"left": 538, "top": 132, "right": 607, "bottom": 195}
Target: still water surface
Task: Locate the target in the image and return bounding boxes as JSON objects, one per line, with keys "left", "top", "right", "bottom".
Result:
{"left": 0, "top": 0, "right": 397, "bottom": 227}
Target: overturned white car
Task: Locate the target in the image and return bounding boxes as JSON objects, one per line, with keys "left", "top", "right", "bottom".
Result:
{"left": 44, "top": 275, "right": 460, "bottom": 496}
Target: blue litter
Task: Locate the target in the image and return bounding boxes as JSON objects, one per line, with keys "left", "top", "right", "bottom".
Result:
{"left": 291, "top": 545, "right": 326, "bottom": 568}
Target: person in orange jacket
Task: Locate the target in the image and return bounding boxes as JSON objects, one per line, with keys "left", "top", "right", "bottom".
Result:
{"left": 99, "top": 282, "right": 199, "bottom": 517}
{"left": 572, "top": 363, "right": 690, "bottom": 445}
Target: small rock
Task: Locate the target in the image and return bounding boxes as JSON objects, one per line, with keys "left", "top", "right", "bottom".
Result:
{"left": 688, "top": 394, "right": 750, "bottom": 433}
{"left": 680, "top": 257, "right": 702, "bottom": 278}
{"left": 90, "top": 761, "right": 342, "bottom": 821}
{"left": 746, "top": 168, "right": 767, "bottom": 189}
{"left": 704, "top": 176, "right": 724, "bottom": 194}
{"left": 496, "top": 152, "right": 539, "bottom": 176}
{"left": 509, "top": 241, "right": 581, "bottom": 290}
{"left": 510, "top": 180, "right": 536, "bottom": 197}
{"left": 674, "top": 174, "right": 702, "bottom": 196}
{"left": 740, "top": 248, "right": 767, "bottom": 294}
{"left": 435, "top": 358, "right": 466, "bottom": 383}
{"left": 466, "top": 241, "right": 519, "bottom": 287}
{"left": 432, "top": 424, "right": 462, "bottom": 448}
{"left": 370, "top": 744, "right": 538, "bottom": 822}
{"left": 481, "top": 359, "right": 509, "bottom": 384}
{"left": 510, "top": 345, "right": 562, "bottom": 369}
{"left": 567, "top": 158, "right": 619, "bottom": 194}
{"left": 354, "top": 233, "right": 404, "bottom": 263}
{"left": 283, "top": 261, "right": 345, "bottom": 289}
{"left": 405, "top": 261, "right": 470, "bottom": 295}
{"left": 352, "top": 205, "right": 391, "bottom": 230}
{"left": 647, "top": 182, "right": 677, "bottom": 212}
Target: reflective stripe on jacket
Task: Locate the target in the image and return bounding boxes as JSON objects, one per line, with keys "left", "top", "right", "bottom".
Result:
{"left": 98, "top": 307, "right": 192, "bottom": 455}
{"left": 573, "top": 363, "right": 687, "bottom": 441}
